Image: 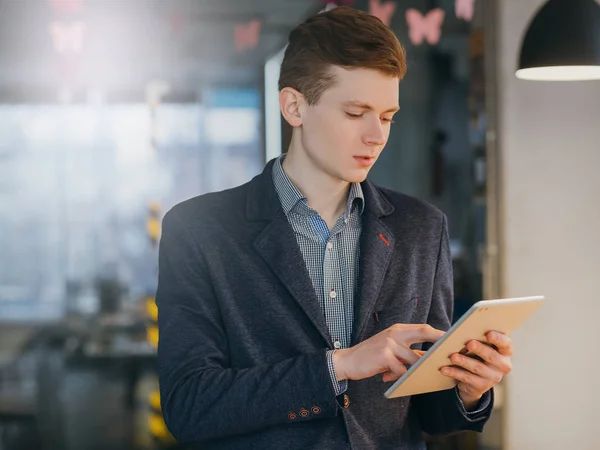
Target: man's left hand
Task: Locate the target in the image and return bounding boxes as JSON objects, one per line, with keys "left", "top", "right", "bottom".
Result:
{"left": 440, "top": 331, "right": 513, "bottom": 409}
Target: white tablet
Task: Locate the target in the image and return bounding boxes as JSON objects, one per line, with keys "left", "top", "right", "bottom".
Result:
{"left": 384, "top": 295, "right": 544, "bottom": 399}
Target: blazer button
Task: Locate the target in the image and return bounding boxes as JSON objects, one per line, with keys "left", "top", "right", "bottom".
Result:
{"left": 311, "top": 406, "right": 321, "bottom": 415}
{"left": 299, "top": 408, "right": 309, "bottom": 418}
{"left": 343, "top": 394, "right": 350, "bottom": 409}
{"left": 288, "top": 412, "right": 297, "bottom": 420}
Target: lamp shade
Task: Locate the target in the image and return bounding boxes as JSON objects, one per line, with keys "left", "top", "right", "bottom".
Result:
{"left": 516, "top": 0, "right": 600, "bottom": 81}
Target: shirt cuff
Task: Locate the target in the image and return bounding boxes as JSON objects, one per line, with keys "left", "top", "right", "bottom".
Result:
{"left": 326, "top": 350, "right": 348, "bottom": 396}
{"left": 455, "top": 386, "right": 493, "bottom": 417}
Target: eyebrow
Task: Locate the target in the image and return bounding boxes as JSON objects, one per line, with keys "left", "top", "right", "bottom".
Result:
{"left": 342, "top": 101, "right": 400, "bottom": 113}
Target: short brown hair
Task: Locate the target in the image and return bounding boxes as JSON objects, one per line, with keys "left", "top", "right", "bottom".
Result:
{"left": 278, "top": 6, "right": 407, "bottom": 105}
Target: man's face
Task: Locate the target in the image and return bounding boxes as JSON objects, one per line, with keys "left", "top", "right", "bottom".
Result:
{"left": 299, "top": 66, "right": 399, "bottom": 183}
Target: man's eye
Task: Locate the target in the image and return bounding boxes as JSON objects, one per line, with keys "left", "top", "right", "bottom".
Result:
{"left": 382, "top": 118, "right": 395, "bottom": 124}
{"left": 345, "top": 112, "right": 363, "bottom": 118}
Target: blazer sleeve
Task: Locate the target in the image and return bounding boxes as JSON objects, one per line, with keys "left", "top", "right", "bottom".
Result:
{"left": 155, "top": 208, "right": 340, "bottom": 444}
{"left": 410, "top": 214, "right": 494, "bottom": 436}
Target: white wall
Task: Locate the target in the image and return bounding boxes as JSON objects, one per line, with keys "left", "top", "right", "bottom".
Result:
{"left": 498, "top": 1, "right": 600, "bottom": 449}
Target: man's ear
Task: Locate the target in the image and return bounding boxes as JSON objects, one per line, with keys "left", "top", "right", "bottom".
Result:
{"left": 279, "top": 87, "right": 305, "bottom": 127}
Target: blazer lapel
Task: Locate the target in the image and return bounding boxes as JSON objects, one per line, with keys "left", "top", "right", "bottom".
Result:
{"left": 248, "top": 160, "right": 333, "bottom": 347}
{"left": 352, "top": 181, "right": 395, "bottom": 345}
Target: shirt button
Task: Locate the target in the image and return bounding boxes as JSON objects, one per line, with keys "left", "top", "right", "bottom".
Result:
{"left": 329, "top": 290, "right": 337, "bottom": 299}
{"left": 326, "top": 242, "right": 333, "bottom": 250}
{"left": 334, "top": 340, "right": 341, "bottom": 349}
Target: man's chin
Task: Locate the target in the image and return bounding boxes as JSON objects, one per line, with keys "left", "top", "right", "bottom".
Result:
{"left": 343, "top": 170, "right": 370, "bottom": 184}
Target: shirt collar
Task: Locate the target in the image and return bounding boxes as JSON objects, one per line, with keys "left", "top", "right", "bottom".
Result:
{"left": 272, "top": 153, "right": 365, "bottom": 217}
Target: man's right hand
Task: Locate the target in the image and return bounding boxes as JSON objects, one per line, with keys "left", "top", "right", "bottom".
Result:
{"left": 333, "top": 324, "right": 445, "bottom": 383}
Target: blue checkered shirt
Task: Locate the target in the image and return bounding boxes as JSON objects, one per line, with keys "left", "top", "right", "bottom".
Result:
{"left": 272, "top": 154, "right": 362, "bottom": 396}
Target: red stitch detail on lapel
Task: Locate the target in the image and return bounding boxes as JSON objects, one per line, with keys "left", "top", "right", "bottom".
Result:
{"left": 378, "top": 233, "right": 390, "bottom": 247}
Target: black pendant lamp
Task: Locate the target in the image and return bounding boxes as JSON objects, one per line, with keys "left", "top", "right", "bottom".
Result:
{"left": 516, "top": 0, "right": 600, "bottom": 81}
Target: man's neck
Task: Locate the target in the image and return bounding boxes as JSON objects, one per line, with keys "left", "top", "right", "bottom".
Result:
{"left": 282, "top": 148, "right": 350, "bottom": 230}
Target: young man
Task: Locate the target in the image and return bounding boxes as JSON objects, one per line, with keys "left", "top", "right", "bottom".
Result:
{"left": 156, "top": 6, "right": 513, "bottom": 449}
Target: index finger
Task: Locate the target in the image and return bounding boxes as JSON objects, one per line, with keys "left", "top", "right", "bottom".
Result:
{"left": 396, "top": 324, "right": 445, "bottom": 346}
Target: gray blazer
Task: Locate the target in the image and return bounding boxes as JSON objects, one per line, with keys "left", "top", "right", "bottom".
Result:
{"left": 156, "top": 159, "right": 493, "bottom": 450}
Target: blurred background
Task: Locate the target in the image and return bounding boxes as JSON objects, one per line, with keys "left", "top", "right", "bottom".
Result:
{"left": 0, "top": 0, "right": 598, "bottom": 449}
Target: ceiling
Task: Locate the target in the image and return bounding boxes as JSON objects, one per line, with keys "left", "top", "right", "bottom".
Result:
{"left": 0, "top": 0, "right": 322, "bottom": 101}
{"left": 0, "top": 0, "right": 477, "bottom": 102}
